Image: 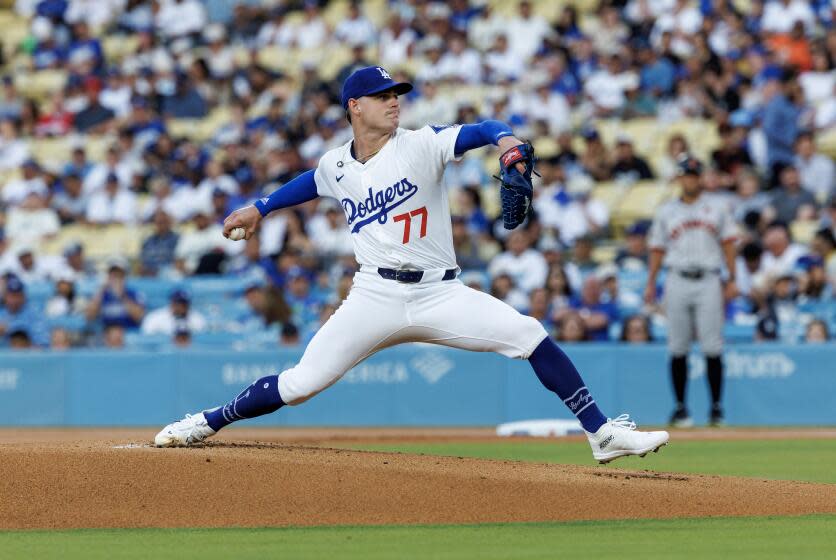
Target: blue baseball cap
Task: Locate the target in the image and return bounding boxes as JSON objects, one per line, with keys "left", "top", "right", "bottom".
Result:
{"left": 341, "top": 66, "right": 413, "bottom": 109}
{"left": 626, "top": 220, "right": 651, "bottom": 236}
{"left": 5, "top": 275, "right": 24, "bottom": 294}
{"left": 170, "top": 289, "right": 190, "bottom": 304}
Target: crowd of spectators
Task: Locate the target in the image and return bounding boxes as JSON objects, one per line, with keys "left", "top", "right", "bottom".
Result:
{"left": 0, "top": 0, "right": 834, "bottom": 350}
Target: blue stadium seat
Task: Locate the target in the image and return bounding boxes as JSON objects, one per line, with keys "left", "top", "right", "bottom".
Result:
{"left": 124, "top": 332, "right": 170, "bottom": 351}
{"left": 46, "top": 315, "right": 87, "bottom": 333}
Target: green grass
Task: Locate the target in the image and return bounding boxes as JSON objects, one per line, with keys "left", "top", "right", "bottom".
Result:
{"left": 345, "top": 439, "right": 836, "bottom": 483}
{"left": 1, "top": 516, "right": 834, "bottom": 560}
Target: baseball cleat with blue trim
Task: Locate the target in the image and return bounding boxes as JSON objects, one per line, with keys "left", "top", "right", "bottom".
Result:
{"left": 585, "top": 414, "right": 669, "bottom": 464}
{"left": 154, "top": 412, "right": 216, "bottom": 447}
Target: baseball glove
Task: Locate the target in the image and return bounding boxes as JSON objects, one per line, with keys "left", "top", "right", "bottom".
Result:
{"left": 496, "top": 142, "right": 536, "bottom": 230}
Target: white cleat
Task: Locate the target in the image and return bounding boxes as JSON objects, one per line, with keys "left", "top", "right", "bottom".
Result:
{"left": 154, "top": 412, "right": 216, "bottom": 447}
{"left": 585, "top": 414, "right": 669, "bottom": 464}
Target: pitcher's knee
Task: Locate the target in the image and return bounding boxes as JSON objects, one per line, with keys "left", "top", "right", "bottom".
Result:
{"left": 277, "top": 365, "right": 339, "bottom": 405}
{"left": 515, "top": 316, "right": 549, "bottom": 359}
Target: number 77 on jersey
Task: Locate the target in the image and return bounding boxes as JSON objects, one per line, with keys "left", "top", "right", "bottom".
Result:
{"left": 393, "top": 206, "right": 428, "bottom": 244}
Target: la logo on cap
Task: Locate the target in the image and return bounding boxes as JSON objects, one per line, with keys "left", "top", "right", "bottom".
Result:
{"left": 377, "top": 67, "right": 391, "bottom": 80}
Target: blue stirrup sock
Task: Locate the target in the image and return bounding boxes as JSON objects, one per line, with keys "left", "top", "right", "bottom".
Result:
{"left": 204, "top": 375, "right": 285, "bottom": 432}
{"left": 528, "top": 338, "right": 608, "bottom": 433}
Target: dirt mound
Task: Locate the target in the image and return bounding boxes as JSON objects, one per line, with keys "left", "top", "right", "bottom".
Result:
{"left": 2, "top": 433, "right": 835, "bottom": 529}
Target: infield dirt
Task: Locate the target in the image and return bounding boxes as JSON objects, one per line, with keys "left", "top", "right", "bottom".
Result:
{"left": 1, "top": 428, "right": 835, "bottom": 529}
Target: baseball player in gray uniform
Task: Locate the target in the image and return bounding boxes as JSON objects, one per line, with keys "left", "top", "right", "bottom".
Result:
{"left": 645, "top": 155, "right": 738, "bottom": 427}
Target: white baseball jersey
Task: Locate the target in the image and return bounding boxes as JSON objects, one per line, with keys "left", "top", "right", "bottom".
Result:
{"left": 648, "top": 195, "right": 736, "bottom": 269}
{"left": 314, "top": 125, "right": 462, "bottom": 270}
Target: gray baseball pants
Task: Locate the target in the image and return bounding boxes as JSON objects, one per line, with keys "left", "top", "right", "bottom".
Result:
{"left": 664, "top": 272, "right": 723, "bottom": 356}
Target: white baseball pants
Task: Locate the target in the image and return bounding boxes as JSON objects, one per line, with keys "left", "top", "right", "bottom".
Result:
{"left": 277, "top": 267, "right": 548, "bottom": 404}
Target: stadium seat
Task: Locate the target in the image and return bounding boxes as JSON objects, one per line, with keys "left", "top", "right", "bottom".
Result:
{"left": 127, "top": 277, "right": 178, "bottom": 309}
{"left": 47, "top": 315, "right": 87, "bottom": 333}
{"left": 14, "top": 70, "right": 68, "bottom": 101}
{"left": 102, "top": 34, "right": 139, "bottom": 64}
{"left": 488, "top": 0, "right": 563, "bottom": 21}
{"left": 724, "top": 323, "right": 756, "bottom": 343}
{"left": 84, "top": 136, "right": 111, "bottom": 162}
{"left": 818, "top": 126, "right": 836, "bottom": 159}
{"left": 591, "top": 243, "right": 617, "bottom": 264}
{"left": 32, "top": 137, "right": 74, "bottom": 167}
{"left": 168, "top": 107, "right": 231, "bottom": 142}
{"left": 790, "top": 220, "right": 820, "bottom": 245}
{"left": 532, "top": 137, "right": 559, "bottom": 159}
{"left": 0, "top": 168, "right": 22, "bottom": 186}
{"left": 256, "top": 45, "right": 302, "bottom": 76}
{"left": 125, "top": 332, "right": 169, "bottom": 350}
{"left": 310, "top": 46, "right": 353, "bottom": 81}
{"left": 322, "top": 0, "right": 350, "bottom": 27}
{"left": 597, "top": 118, "right": 658, "bottom": 157}
{"left": 167, "top": 119, "right": 203, "bottom": 142}
{"left": 611, "top": 181, "right": 671, "bottom": 228}
{"left": 590, "top": 181, "right": 627, "bottom": 213}
{"left": 363, "top": 0, "right": 388, "bottom": 27}
{"left": 0, "top": 16, "right": 28, "bottom": 60}
{"left": 39, "top": 224, "right": 151, "bottom": 263}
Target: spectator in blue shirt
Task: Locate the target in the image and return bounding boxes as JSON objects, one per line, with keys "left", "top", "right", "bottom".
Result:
{"left": 545, "top": 52, "right": 581, "bottom": 102}
{"left": 284, "top": 266, "right": 323, "bottom": 330}
{"left": 126, "top": 98, "right": 166, "bottom": 150}
{"left": 63, "top": 146, "right": 94, "bottom": 179}
{"left": 85, "top": 258, "right": 145, "bottom": 329}
{"left": 559, "top": 275, "right": 619, "bottom": 341}
{"left": 761, "top": 71, "right": 802, "bottom": 186}
{"left": 161, "top": 73, "right": 208, "bottom": 119}
{"left": 450, "top": 0, "right": 482, "bottom": 31}
{"left": 639, "top": 45, "right": 676, "bottom": 98}
{"left": 140, "top": 210, "right": 180, "bottom": 276}
{"left": 238, "top": 279, "right": 291, "bottom": 330}
{"left": 36, "top": 0, "right": 68, "bottom": 19}
{"left": 0, "top": 275, "right": 49, "bottom": 347}
{"left": 67, "top": 22, "right": 104, "bottom": 71}
{"left": 74, "top": 84, "right": 115, "bottom": 133}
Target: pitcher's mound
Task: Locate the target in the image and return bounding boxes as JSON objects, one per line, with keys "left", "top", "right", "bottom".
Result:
{"left": 1, "top": 438, "right": 835, "bottom": 529}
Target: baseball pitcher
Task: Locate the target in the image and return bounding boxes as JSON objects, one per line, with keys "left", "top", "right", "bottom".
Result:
{"left": 155, "top": 66, "right": 668, "bottom": 463}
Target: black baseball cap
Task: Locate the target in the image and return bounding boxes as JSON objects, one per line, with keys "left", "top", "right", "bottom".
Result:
{"left": 677, "top": 155, "right": 704, "bottom": 176}
{"left": 756, "top": 313, "right": 778, "bottom": 340}
{"left": 341, "top": 66, "right": 412, "bottom": 109}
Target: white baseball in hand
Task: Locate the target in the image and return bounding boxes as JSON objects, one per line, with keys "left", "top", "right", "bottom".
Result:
{"left": 229, "top": 227, "right": 246, "bottom": 241}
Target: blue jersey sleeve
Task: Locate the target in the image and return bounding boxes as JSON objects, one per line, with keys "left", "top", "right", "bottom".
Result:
{"left": 454, "top": 120, "right": 514, "bottom": 156}
{"left": 253, "top": 170, "right": 319, "bottom": 217}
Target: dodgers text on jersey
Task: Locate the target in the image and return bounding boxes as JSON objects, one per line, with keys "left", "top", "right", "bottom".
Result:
{"left": 341, "top": 177, "right": 419, "bottom": 233}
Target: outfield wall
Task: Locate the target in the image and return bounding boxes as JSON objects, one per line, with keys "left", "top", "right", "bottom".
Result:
{"left": 0, "top": 344, "right": 834, "bottom": 426}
